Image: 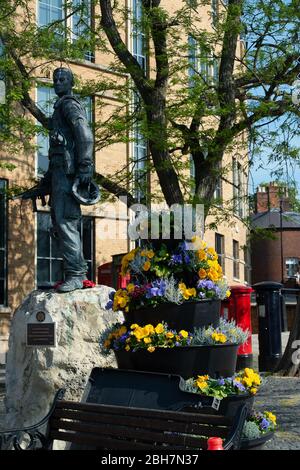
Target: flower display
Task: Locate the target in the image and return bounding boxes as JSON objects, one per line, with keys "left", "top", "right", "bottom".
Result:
{"left": 242, "top": 410, "right": 277, "bottom": 440}
{"left": 99, "top": 322, "right": 193, "bottom": 354}
{"left": 192, "top": 318, "right": 249, "bottom": 346}
{"left": 100, "top": 318, "right": 248, "bottom": 356}
{"left": 184, "top": 368, "right": 262, "bottom": 399}
{"left": 106, "top": 238, "right": 230, "bottom": 313}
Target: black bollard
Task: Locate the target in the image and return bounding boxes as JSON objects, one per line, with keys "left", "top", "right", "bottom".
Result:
{"left": 253, "top": 282, "right": 283, "bottom": 372}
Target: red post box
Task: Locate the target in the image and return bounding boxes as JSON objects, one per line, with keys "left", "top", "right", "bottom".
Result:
{"left": 97, "top": 262, "right": 113, "bottom": 287}
{"left": 221, "top": 285, "right": 253, "bottom": 370}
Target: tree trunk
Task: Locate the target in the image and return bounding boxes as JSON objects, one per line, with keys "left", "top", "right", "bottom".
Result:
{"left": 275, "top": 294, "right": 300, "bottom": 377}
{"left": 147, "top": 91, "right": 184, "bottom": 208}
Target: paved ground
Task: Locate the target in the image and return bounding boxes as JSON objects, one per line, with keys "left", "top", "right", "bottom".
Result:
{"left": 0, "top": 332, "right": 299, "bottom": 449}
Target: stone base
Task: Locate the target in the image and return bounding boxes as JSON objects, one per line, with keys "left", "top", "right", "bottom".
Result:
{"left": 5, "top": 286, "right": 122, "bottom": 429}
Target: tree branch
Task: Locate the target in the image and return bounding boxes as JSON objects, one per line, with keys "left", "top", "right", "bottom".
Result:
{"left": 95, "top": 172, "right": 136, "bottom": 207}
{"left": 2, "top": 40, "right": 50, "bottom": 129}
{"left": 99, "top": 0, "right": 152, "bottom": 104}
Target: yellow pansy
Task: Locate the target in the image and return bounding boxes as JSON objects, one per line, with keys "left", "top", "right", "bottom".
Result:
{"left": 211, "top": 332, "right": 227, "bottom": 343}
{"left": 144, "top": 337, "right": 152, "bottom": 344}
{"left": 197, "top": 375, "right": 209, "bottom": 381}
{"left": 186, "top": 288, "right": 197, "bottom": 297}
{"left": 179, "top": 330, "right": 189, "bottom": 338}
{"left": 265, "top": 412, "right": 276, "bottom": 425}
{"left": 198, "top": 268, "right": 207, "bottom": 279}
{"left": 155, "top": 323, "right": 164, "bottom": 334}
{"left": 226, "top": 290, "right": 231, "bottom": 298}
{"left": 179, "top": 282, "right": 187, "bottom": 292}
{"left": 144, "top": 324, "right": 155, "bottom": 335}
{"left": 125, "top": 345, "right": 131, "bottom": 351}
{"left": 196, "top": 379, "right": 208, "bottom": 391}
{"left": 130, "top": 324, "right": 139, "bottom": 330}
{"left": 250, "top": 388, "right": 257, "bottom": 395}
{"left": 143, "top": 261, "right": 151, "bottom": 271}
{"left": 126, "top": 283, "right": 135, "bottom": 293}
{"left": 242, "top": 377, "right": 253, "bottom": 388}
{"left": 147, "top": 250, "right": 155, "bottom": 259}
{"left": 147, "top": 346, "right": 156, "bottom": 353}
{"left": 166, "top": 332, "right": 174, "bottom": 339}
{"left": 197, "top": 250, "right": 207, "bottom": 261}
{"left": 252, "top": 374, "right": 261, "bottom": 386}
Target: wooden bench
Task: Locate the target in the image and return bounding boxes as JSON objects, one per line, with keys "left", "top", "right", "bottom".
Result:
{"left": 0, "top": 389, "right": 248, "bottom": 450}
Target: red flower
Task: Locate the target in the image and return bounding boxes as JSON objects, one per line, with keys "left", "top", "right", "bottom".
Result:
{"left": 83, "top": 280, "right": 96, "bottom": 288}
{"left": 53, "top": 281, "right": 63, "bottom": 289}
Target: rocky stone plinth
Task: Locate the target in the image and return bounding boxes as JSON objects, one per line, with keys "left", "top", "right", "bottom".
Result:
{"left": 5, "top": 286, "right": 122, "bottom": 429}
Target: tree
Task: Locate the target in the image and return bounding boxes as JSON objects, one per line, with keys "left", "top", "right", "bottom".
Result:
{"left": 0, "top": 0, "right": 300, "bottom": 222}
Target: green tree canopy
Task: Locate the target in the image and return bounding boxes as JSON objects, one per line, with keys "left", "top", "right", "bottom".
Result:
{"left": 0, "top": 0, "right": 299, "bottom": 222}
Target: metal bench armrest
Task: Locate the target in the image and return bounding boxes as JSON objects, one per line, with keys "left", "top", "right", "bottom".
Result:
{"left": 0, "top": 389, "right": 65, "bottom": 450}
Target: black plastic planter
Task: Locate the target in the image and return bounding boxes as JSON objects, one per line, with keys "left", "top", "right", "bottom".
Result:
{"left": 240, "top": 431, "right": 274, "bottom": 450}
{"left": 114, "top": 343, "right": 238, "bottom": 379}
{"left": 84, "top": 367, "right": 254, "bottom": 419}
{"left": 123, "top": 300, "right": 221, "bottom": 331}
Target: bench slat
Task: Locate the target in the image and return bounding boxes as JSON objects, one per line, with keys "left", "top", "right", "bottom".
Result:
{"left": 55, "top": 400, "right": 231, "bottom": 426}
{"left": 51, "top": 408, "right": 229, "bottom": 437}
{"left": 50, "top": 417, "right": 212, "bottom": 447}
{"left": 50, "top": 429, "right": 208, "bottom": 450}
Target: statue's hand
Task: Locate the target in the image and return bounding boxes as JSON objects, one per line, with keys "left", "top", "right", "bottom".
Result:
{"left": 77, "top": 164, "right": 93, "bottom": 185}
{"left": 78, "top": 173, "right": 92, "bottom": 185}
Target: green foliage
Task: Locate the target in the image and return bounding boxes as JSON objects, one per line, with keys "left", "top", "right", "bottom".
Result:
{"left": 242, "top": 421, "right": 261, "bottom": 440}
{"left": 0, "top": 0, "right": 299, "bottom": 227}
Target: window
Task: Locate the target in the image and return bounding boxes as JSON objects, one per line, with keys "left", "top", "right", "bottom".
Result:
{"left": 36, "top": 86, "right": 56, "bottom": 176}
{"left": 243, "top": 245, "right": 251, "bottom": 284}
{"left": 233, "top": 240, "right": 240, "bottom": 279}
{"left": 188, "top": 35, "right": 219, "bottom": 87}
{"left": 285, "top": 258, "right": 299, "bottom": 278}
{"left": 37, "top": 212, "right": 94, "bottom": 287}
{"left": 213, "top": 163, "right": 222, "bottom": 203}
{"left": 36, "top": 86, "right": 93, "bottom": 176}
{"left": 71, "top": 0, "right": 94, "bottom": 62}
{"left": 38, "top": 0, "right": 94, "bottom": 61}
{"left": 212, "top": 0, "right": 219, "bottom": 27}
{"left": 132, "top": 0, "right": 148, "bottom": 204}
{"left": 0, "top": 39, "right": 5, "bottom": 106}
{"left": 38, "top": 0, "right": 64, "bottom": 27}
{"left": 232, "top": 158, "right": 244, "bottom": 218}
{"left": 0, "top": 180, "right": 7, "bottom": 306}
{"left": 215, "top": 233, "right": 225, "bottom": 273}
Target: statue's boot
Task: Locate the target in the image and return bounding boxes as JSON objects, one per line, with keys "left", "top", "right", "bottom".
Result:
{"left": 57, "top": 276, "right": 86, "bottom": 293}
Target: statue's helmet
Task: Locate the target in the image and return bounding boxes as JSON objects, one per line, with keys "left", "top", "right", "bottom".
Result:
{"left": 72, "top": 178, "right": 101, "bottom": 206}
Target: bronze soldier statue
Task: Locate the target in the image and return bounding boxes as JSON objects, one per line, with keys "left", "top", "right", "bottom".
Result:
{"left": 15, "top": 67, "right": 99, "bottom": 292}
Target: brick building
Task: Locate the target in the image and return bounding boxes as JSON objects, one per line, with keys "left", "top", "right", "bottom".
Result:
{"left": 251, "top": 183, "right": 300, "bottom": 285}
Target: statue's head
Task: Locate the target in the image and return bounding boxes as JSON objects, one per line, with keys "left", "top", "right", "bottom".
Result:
{"left": 53, "top": 67, "right": 74, "bottom": 97}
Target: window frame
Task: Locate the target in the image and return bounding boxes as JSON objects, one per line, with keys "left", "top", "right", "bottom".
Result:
{"left": 285, "top": 257, "right": 300, "bottom": 279}
{"left": 215, "top": 233, "right": 225, "bottom": 274}
{"left": 233, "top": 239, "right": 240, "bottom": 280}
{"left": 36, "top": 211, "right": 95, "bottom": 288}
{"left": 131, "top": 0, "right": 148, "bottom": 205}
{"left": 37, "top": 0, "right": 94, "bottom": 62}
{"left": 243, "top": 245, "right": 251, "bottom": 285}
{"left": 0, "top": 179, "right": 8, "bottom": 307}
{"left": 232, "top": 157, "right": 244, "bottom": 218}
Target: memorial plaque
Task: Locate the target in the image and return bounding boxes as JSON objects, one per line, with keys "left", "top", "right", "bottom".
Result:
{"left": 27, "top": 323, "right": 56, "bottom": 347}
